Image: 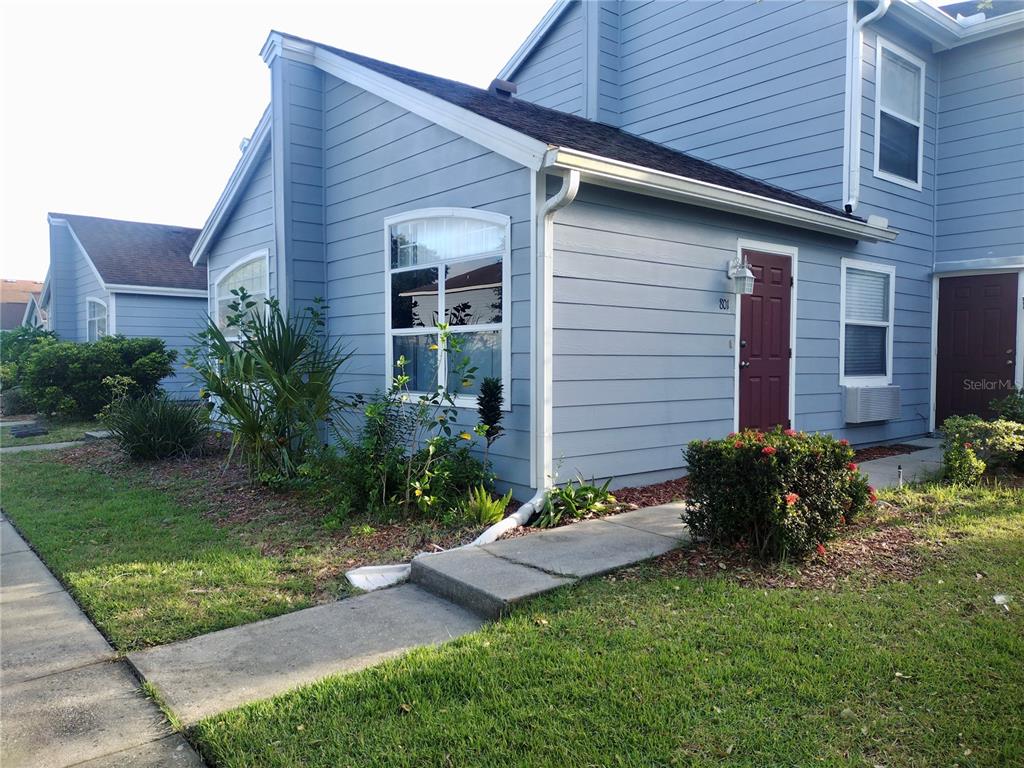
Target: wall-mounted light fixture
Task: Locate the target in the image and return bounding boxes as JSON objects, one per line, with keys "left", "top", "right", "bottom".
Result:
{"left": 728, "top": 256, "right": 755, "bottom": 295}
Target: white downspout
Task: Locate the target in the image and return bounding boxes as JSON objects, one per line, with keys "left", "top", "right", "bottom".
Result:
{"left": 845, "top": 0, "right": 891, "bottom": 213}
{"left": 471, "top": 168, "right": 580, "bottom": 545}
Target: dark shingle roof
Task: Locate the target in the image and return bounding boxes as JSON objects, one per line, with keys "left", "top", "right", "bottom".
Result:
{"left": 279, "top": 32, "right": 856, "bottom": 221}
{"left": 941, "top": 0, "right": 1024, "bottom": 19}
{"left": 51, "top": 213, "right": 205, "bottom": 291}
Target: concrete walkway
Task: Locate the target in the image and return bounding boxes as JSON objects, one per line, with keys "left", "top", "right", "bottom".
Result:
{"left": 858, "top": 438, "right": 944, "bottom": 489}
{"left": 0, "top": 441, "right": 82, "bottom": 454}
{"left": 129, "top": 503, "right": 689, "bottom": 726}
{"left": 0, "top": 517, "right": 203, "bottom": 768}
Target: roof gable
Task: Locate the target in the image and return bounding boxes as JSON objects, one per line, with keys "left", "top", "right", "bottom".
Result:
{"left": 50, "top": 213, "right": 205, "bottom": 292}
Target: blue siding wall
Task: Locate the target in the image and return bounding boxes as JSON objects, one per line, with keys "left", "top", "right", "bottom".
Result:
{"left": 551, "top": 184, "right": 931, "bottom": 487}
{"left": 320, "top": 74, "right": 535, "bottom": 496}
{"left": 73, "top": 242, "right": 106, "bottom": 342}
{"left": 205, "top": 147, "right": 276, "bottom": 296}
{"left": 935, "top": 30, "right": 1024, "bottom": 269}
{"left": 615, "top": 0, "right": 849, "bottom": 206}
{"left": 47, "top": 224, "right": 80, "bottom": 339}
{"left": 113, "top": 293, "right": 207, "bottom": 399}
{"left": 510, "top": 0, "right": 587, "bottom": 115}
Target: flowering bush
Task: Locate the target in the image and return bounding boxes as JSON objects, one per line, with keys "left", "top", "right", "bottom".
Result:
{"left": 941, "top": 415, "right": 1024, "bottom": 471}
{"left": 683, "top": 427, "right": 874, "bottom": 560}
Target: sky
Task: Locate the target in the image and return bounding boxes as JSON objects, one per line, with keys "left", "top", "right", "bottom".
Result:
{"left": 0, "top": 0, "right": 553, "bottom": 281}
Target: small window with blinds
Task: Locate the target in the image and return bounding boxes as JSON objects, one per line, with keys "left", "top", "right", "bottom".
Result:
{"left": 874, "top": 39, "right": 925, "bottom": 189}
{"left": 384, "top": 208, "right": 510, "bottom": 403}
{"left": 840, "top": 260, "right": 896, "bottom": 385}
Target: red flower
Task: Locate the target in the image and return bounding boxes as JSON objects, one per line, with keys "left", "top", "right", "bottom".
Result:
{"left": 816, "top": 543, "right": 827, "bottom": 557}
{"left": 839, "top": 439, "right": 850, "bottom": 446}
{"left": 964, "top": 441, "right": 972, "bottom": 449}
{"left": 733, "top": 440, "right": 744, "bottom": 448}
{"left": 848, "top": 462, "right": 858, "bottom": 472}
{"left": 727, "top": 432, "right": 737, "bottom": 438}
{"left": 839, "top": 515, "right": 847, "bottom": 525}
{"left": 761, "top": 445, "right": 777, "bottom": 456}
{"left": 867, "top": 485, "right": 878, "bottom": 504}
{"left": 784, "top": 492, "right": 799, "bottom": 506}
{"left": 784, "top": 428, "right": 798, "bottom": 437}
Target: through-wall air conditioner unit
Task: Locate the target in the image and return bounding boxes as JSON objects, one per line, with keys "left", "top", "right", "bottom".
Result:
{"left": 844, "top": 385, "right": 900, "bottom": 423}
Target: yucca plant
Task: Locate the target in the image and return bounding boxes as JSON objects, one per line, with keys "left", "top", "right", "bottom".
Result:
{"left": 105, "top": 394, "right": 209, "bottom": 460}
{"left": 187, "top": 292, "right": 354, "bottom": 481}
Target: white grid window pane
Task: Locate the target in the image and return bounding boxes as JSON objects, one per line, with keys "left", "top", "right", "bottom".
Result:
{"left": 845, "top": 268, "right": 890, "bottom": 324}
{"left": 217, "top": 258, "right": 268, "bottom": 331}
{"left": 87, "top": 302, "right": 107, "bottom": 341}
{"left": 880, "top": 49, "right": 921, "bottom": 122}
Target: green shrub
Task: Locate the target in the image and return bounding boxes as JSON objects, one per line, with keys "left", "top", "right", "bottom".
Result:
{"left": 0, "top": 326, "right": 56, "bottom": 368}
{"left": 459, "top": 484, "right": 513, "bottom": 526}
{"left": 0, "top": 386, "right": 36, "bottom": 416}
{"left": 942, "top": 442, "right": 986, "bottom": 485}
{"left": 188, "top": 294, "right": 353, "bottom": 482}
{"left": 0, "top": 326, "right": 58, "bottom": 412}
{"left": 941, "top": 415, "right": 1024, "bottom": 469}
{"left": 534, "top": 476, "right": 618, "bottom": 529}
{"left": 683, "top": 428, "right": 873, "bottom": 560}
{"left": 105, "top": 394, "right": 210, "bottom": 460}
{"left": 21, "top": 336, "right": 175, "bottom": 418}
{"left": 991, "top": 388, "right": 1024, "bottom": 424}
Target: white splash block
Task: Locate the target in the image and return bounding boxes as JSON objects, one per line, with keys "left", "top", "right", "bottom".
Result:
{"left": 346, "top": 563, "right": 411, "bottom": 591}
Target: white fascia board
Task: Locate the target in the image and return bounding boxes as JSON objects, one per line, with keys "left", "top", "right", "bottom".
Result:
{"left": 543, "top": 148, "right": 900, "bottom": 243}
{"left": 21, "top": 294, "right": 38, "bottom": 326}
{"left": 106, "top": 284, "right": 208, "bottom": 298}
{"left": 893, "top": 0, "right": 1024, "bottom": 50}
{"left": 189, "top": 108, "right": 272, "bottom": 265}
{"left": 47, "top": 215, "right": 109, "bottom": 290}
{"left": 497, "top": 0, "right": 574, "bottom": 80}
{"left": 262, "top": 32, "right": 549, "bottom": 172}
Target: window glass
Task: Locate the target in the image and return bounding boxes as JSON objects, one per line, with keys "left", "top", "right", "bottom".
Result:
{"left": 390, "top": 216, "right": 506, "bottom": 268}
{"left": 391, "top": 268, "right": 439, "bottom": 329}
{"left": 447, "top": 330, "right": 501, "bottom": 397}
{"left": 845, "top": 268, "right": 890, "bottom": 323}
{"left": 393, "top": 333, "right": 438, "bottom": 392}
{"left": 844, "top": 325, "right": 887, "bottom": 377}
{"left": 877, "top": 45, "right": 923, "bottom": 184}
{"left": 842, "top": 264, "right": 892, "bottom": 380}
{"left": 880, "top": 49, "right": 920, "bottom": 120}
{"left": 878, "top": 113, "right": 919, "bottom": 182}
{"left": 87, "top": 300, "right": 107, "bottom": 341}
{"left": 217, "top": 257, "right": 267, "bottom": 332}
{"left": 444, "top": 257, "right": 502, "bottom": 326}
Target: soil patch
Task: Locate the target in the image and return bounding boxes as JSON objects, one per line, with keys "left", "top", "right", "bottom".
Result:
{"left": 614, "top": 476, "right": 689, "bottom": 508}
{"left": 853, "top": 443, "right": 927, "bottom": 462}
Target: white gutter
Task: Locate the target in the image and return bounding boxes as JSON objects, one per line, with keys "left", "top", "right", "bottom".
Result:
{"left": 546, "top": 147, "right": 897, "bottom": 242}
{"left": 845, "top": 0, "right": 892, "bottom": 213}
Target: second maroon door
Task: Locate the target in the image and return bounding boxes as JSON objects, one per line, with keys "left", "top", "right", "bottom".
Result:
{"left": 739, "top": 250, "right": 792, "bottom": 431}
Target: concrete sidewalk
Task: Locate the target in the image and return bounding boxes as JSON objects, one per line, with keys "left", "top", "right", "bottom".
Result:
{"left": 858, "top": 438, "right": 944, "bottom": 489}
{"left": 129, "top": 503, "right": 690, "bottom": 727}
{"left": 0, "top": 516, "right": 203, "bottom": 768}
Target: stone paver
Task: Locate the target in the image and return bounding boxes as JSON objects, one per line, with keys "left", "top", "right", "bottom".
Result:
{"left": 0, "top": 516, "right": 204, "bottom": 768}
{"left": 0, "top": 441, "right": 81, "bottom": 454}
{"left": 482, "top": 515, "right": 684, "bottom": 579}
{"left": 859, "top": 439, "right": 944, "bottom": 489}
{"left": 412, "top": 547, "right": 573, "bottom": 619}
{"left": 129, "top": 583, "right": 483, "bottom": 725}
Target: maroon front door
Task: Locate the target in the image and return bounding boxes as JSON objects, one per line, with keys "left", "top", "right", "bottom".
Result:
{"left": 936, "top": 272, "right": 1018, "bottom": 424}
{"left": 739, "top": 250, "right": 792, "bottom": 431}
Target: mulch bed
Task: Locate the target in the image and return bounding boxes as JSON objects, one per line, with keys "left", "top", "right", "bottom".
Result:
{"left": 613, "top": 476, "right": 689, "bottom": 508}
{"left": 852, "top": 443, "right": 927, "bottom": 462}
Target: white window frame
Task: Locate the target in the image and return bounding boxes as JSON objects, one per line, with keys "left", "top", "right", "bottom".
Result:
{"left": 839, "top": 258, "right": 896, "bottom": 387}
{"left": 211, "top": 249, "right": 270, "bottom": 341}
{"left": 872, "top": 37, "right": 925, "bottom": 191}
{"left": 86, "top": 297, "right": 108, "bottom": 342}
{"left": 383, "top": 207, "right": 512, "bottom": 410}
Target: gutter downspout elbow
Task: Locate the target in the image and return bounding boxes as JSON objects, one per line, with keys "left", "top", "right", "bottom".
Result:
{"left": 473, "top": 169, "right": 580, "bottom": 545}
{"left": 846, "top": 0, "right": 891, "bottom": 213}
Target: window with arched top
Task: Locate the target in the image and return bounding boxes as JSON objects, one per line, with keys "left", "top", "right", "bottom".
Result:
{"left": 86, "top": 297, "right": 107, "bottom": 341}
{"left": 384, "top": 208, "right": 510, "bottom": 403}
{"left": 213, "top": 250, "right": 269, "bottom": 337}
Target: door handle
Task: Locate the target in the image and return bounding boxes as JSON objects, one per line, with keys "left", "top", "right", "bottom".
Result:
{"left": 740, "top": 361, "right": 750, "bottom": 369}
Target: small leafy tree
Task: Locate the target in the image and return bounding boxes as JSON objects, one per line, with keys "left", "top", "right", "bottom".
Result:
{"left": 188, "top": 290, "right": 353, "bottom": 481}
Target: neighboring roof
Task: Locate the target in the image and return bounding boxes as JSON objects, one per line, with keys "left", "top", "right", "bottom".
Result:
{"left": 400, "top": 262, "right": 502, "bottom": 296}
{"left": 0, "top": 279, "right": 44, "bottom": 304}
{"left": 941, "top": 1, "right": 1024, "bottom": 20}
{"left": 1, "top": 302, "right": 28, "bottom": 330}
{"left": 49, "top": 213, "right": 205, "bottom": 291}
{"left": 278, "top": 33, "right": 855, "bottom": 221}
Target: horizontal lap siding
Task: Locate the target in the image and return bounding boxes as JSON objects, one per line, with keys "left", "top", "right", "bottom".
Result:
{"left": 551, "top": 185, "right": 931, "bottom": 487}
{"left": 617, "top": 0, "right": 848, "bottom": 206}
{"left": 935, "top": 32, "right": 1024, "bottom": 267}
{"left": 48, "top": 225, "right": 83, "bottom": 340}
{"left": 511, "top": 0, "right": 586, "bottom": 115}
{"left": 113, "top": 293, "right": 207, "bottom": 399}
{"left": 205, "top": 148, "right": 276, "bottom": 294}
{"left": 72, "top": 238, "right": 106, "bottom": 343}
{"left": 322, "top": 75, "right": 534, "bottom": 496}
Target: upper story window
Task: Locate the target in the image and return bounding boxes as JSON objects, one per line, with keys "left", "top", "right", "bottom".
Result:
{"left": 874, "top": 39, "right": 925, "bottom": 189}
{"left": 214, "top": 251, "right": 268, "bottom": 337}
{"left": 385, "top": 208, "right": 510, "bottom": 401}
{"left": 86, "top": 298, "right": 107, "bottom": 341}
{"left": 840, "top": 259, "right": 896, "bottom": 386}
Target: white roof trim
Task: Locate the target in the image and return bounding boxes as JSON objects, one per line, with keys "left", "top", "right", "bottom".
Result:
{"left": 189, "top": 107, "right": 272, "bottom": 265}
{"left": 21, "top": 293, "right": 40, "bottom": 326}
{"left": 543, "top": 148, "right": 899, "bottom": 243}
{"left": 47, "top": 215, "right": 108, "bottom": 290}
{"left": 107, "top": 285, "right": 207, "bottom": 298}
{"left": 497, "top": 0, "right": 574, "bottom": 80}
{"left": 893, "top": 0, "right": 1024, "bottom": 50}
{"left": 262, "top": 32, "right": 550, "bottom": 172}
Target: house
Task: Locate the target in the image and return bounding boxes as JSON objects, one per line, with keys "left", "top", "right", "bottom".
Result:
{"left": 0, "top": 279, "right": 43, "bottom": 330}
{"left": 190, "top": 0, "right": 1022, "bottom": 498}
{"left": 41, "top": 214, "right": 207, "bottom": 399}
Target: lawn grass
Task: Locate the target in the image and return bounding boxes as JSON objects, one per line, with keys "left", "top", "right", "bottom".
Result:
{"left": 0, "top": 417, "right": 95, "bottom": 446}
{"left": 193, "top": 484, "right": 1024, "bottom": 767}
{"left": 0, "top": 451, "right": 318, "bottom": 650}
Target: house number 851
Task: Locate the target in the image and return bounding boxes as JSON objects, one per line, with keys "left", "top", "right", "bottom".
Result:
{"left": 719, "top": 297, "right": 730, "bottom": 310}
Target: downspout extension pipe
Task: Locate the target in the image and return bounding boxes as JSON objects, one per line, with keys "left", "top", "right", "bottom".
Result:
{"left": 471, "top": 168, "right": 581, "bottom": 546}
{"left": 845, "top": 0, "right": 892, "bottom": 213}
